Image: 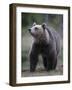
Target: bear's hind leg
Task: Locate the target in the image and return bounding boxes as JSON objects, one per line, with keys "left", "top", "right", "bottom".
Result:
{"left": 48, "top": 53, "right": 57, "bottom": 70}
{"left": 42, "top": 55, "right": 52, "bottom": 71}
{"left": 52, "top": 57, "right": 57, "bottom": 70}
{"left": 42, "top": 53, "right": 57, "bottom": 71}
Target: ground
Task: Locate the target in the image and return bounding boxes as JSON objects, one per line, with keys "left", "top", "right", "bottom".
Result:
{"left": 22, "top": 60, "right": 63, "bottom": 77}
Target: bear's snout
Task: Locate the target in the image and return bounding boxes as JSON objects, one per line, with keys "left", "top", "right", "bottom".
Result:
{"left": 28, "top": 28, "right": 31, "bottom": 32}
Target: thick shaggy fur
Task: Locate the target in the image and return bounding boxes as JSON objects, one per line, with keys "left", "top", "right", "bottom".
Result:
{"left": 28, "top": 23, "right": 60, "bottom": 72}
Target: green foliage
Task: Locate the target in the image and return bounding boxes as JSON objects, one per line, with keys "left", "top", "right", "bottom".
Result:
{"left": 48, "top": 14, "right": 63, "bottom": 30}
{"left": 22, "top": 13, "right": 63, "bottom": 31}
{"left": 22, "top": 13, "right": 44, "bottom": 27}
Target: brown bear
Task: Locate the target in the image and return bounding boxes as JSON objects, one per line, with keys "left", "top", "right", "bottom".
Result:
{"left": 28, "top": 22, "right": 60, "bottom": 72}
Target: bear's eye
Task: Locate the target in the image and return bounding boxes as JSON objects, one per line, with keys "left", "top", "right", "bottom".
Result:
{"left": 35, "top": 27, "right": 38, "bottom": 30}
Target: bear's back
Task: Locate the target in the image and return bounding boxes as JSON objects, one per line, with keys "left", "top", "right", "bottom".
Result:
{"left": 46, "top": 26, "right": 61, "bottom": 55}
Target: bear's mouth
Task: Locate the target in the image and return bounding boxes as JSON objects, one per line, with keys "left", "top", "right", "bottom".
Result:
{"left": 28, "top": 30, "right": 37, "bottom": 38}
{"left": 30, "top": 33, "right": 37, "bottom": 38}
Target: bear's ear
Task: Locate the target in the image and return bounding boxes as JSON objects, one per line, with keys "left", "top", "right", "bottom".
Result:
{"left": 33, "top": 22, "right": 36, "bottom": 26}
{"left": 42, "top": 23, "right": 47, "bottom": 30}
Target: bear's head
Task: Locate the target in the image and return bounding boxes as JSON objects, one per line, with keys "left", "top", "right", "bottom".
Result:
{"left": 28, "top": 22, "right": 49, "bottom": 43}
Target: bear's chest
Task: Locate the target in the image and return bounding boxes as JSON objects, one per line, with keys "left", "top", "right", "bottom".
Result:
{"left": 35, "top": 43, "right": 52, "bottom": 54}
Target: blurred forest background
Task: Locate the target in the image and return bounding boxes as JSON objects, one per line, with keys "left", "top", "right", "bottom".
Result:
{"left": 21, "top": 13, "right": 63, "bottom": 77}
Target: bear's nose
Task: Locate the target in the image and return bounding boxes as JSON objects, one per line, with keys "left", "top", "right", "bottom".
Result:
{"left": 28, "top": 29, "right": 31, "bottom": 32}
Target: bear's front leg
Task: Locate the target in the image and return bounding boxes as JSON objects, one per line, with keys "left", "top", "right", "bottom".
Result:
{"left": 30, "top": 44, "right": 39, "bottom": 72}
